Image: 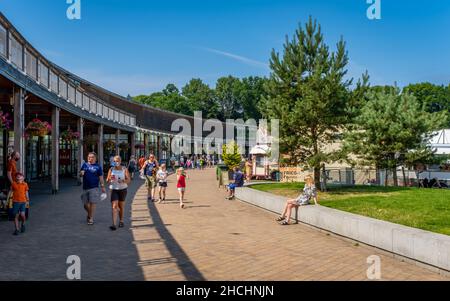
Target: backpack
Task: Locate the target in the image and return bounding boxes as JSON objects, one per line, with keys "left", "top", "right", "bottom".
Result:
{"left": 144, "top": 161, "right": 156, "bottom": 176}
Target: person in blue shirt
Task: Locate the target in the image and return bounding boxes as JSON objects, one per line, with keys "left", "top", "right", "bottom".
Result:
{"left": 80, "top": 152, "right": 106, "bottom": 225}
{"left": 226, "top": 167, "right": 244, "bottom": 199}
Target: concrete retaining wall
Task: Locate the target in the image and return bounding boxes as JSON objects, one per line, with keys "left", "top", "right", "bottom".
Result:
{"left": 235, "top": 187, "right": 450, "bottom": 272}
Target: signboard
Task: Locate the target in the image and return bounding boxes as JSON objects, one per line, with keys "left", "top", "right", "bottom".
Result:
{"left": 60, "top": 149, "right": 71, "bottom": 166}
{"left": 279, "top": 166, "right": 306, "bottom": 182}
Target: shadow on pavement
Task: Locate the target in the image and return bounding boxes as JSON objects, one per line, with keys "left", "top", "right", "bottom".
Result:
{"left": 147, "top": 200, "right": 205, "bottom": 281}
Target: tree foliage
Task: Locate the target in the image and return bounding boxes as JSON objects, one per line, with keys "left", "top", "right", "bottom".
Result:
{"left": 343, "top": 89, "right": 448, "bottom": 186}
{"left": 261, "top": 16, "right": 362, "bottom": 188}
{"left": 221, "top": 140, "right": 242, "bottom": 170}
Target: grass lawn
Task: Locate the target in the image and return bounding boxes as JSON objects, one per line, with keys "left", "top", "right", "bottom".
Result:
{"left": 250, "top": 182, "right": 450, "bottom": 236}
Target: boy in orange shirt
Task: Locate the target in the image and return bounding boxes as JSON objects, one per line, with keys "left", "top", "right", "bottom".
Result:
{"left": 11, "top": 172, "right": 29, "bottom": 236}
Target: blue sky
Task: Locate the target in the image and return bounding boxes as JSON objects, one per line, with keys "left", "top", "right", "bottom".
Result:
{"left": 0, "top": 0, "right": 449, "bottom": 96}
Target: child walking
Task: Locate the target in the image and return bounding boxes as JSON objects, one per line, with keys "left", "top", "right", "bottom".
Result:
{"left": 156, "top": 164, "right": 168, "bottom": 203}
{"left": 176, "top": 168, "right": 187, "bottom": 209}
{"left": 11, "top": 173, "right": 29, "bottom": 236}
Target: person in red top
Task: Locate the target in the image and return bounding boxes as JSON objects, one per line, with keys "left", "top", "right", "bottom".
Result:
{"left": 11, "top": 172, "right": 29, "bottom": 236}
{"left": 176, "top": 167, "right": 187, "bottom": 209}
{"left": 7, "top": 151, "right": 20, "bottom": 184}
{"left": 6, "top": 151, "right": 21, "bottom": 219}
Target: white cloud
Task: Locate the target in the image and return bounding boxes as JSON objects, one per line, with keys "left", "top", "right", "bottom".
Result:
{"left": 197, "top": 46, "right": 269, "bottom": 70}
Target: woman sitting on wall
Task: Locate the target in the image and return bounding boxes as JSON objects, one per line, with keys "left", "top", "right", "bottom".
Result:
{"left": 276, "top": 175, "right": 319, "bottom": 225}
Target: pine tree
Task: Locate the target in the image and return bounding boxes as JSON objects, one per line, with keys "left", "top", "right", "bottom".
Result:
{"left": 221, "top": 141, "right": 242, "bottom": 170}
{"left": 262, "top": 17, "right": 359, "bottom": 189}
{"left": 343, "top": 89, "right": 448, "bottom": 186}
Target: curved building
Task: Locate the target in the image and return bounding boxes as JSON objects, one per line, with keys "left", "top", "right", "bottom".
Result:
{"left": 0, "top": 12, "right": 234, "bottom": 193}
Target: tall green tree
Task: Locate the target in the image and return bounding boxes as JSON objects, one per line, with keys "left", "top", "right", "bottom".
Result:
{"left": 215, "top": 76, "right": 244, "bottom": 120}
{"left": 261, "top": 17, "right": 356, "bottom": 188}
{"left": 240, "top": 76, "right": 267, "bottom": 120}
{"left": 404, "top": 83, "right": 450, "bottom": 114}
{"left": 181, "top": 79, "right": 218, "bottom": 119}
{"left": 343, "top": 89, "right": 447, "bottom": 186}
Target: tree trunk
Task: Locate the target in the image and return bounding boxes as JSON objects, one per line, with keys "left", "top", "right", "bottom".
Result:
{"left": 402, "top": 166, "right": 407, "bottom": 187}
{"left": 392, "top": 166, "right": 398, "bottom": 187}
{"left": 384, "top": 169, "right": 389, "bottom": 186}
{"left": 314, "top": 166, "right": 321, "bottom": 190}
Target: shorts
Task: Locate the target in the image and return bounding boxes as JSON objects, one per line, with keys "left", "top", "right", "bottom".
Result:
{"left": 158, "top": 182, "right": 167, "bottom": 188}
{"left": 228, "top": 183, "right": 237, "bottom": 191}
{"left": 12, "top": 202, "right": 26, "bottom": 215}
{"left": 177, "top": 187, "right": 186, "bottom": 192}
{"left": 81, "top": 188, "right": 101, "bottom": 204}
{"left": 145, "top": 176, "right": 156, "bottom": 189}
{"left": 111, "top": 189, "right": 127, "bottom": 202}
{"left": 295, "top": 196, "right": 309, "bottom": 206}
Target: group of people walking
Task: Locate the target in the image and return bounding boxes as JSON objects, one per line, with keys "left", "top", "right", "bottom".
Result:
{"left": 140, "top": 154, "right": 187, "bottom": 209}
{"left": 79, "top": 153, "right": 189, "bottom": 231}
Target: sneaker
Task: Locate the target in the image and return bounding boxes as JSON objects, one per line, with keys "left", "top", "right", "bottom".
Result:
{"left": 110, "top": 225, "right": 117, "bottom": 231}
{"left": 20, "top": 224, "right": 26, "bottom": 233}
{"left": 13, "top": 230, "right": 19, "bottom": 236}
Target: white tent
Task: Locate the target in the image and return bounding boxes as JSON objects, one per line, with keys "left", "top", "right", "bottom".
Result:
{"left": 249, "top": 144, "right": 270, "bottom": 155}
{"left": 429, "top": 129, "right": 450, "bottom": 155}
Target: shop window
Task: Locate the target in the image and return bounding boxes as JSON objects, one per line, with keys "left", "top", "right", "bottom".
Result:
{"left": 9, "top": 34, "right": 23, "bottom": 70}
{"left": 25, "top": 49, "right": 37, "bottom": 80}
{"left": 0, "top": 24, "right": 6, "bottom": 57}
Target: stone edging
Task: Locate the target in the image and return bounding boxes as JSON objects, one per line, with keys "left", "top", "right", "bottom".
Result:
{"left": 235, "top": 186, "right": 450, "bottom": 273}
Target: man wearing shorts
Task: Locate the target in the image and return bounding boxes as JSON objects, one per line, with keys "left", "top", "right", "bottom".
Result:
{"left": 226, "top": 167, "right": 244, "bottom": 199}
{"left": 141, "top": 154, "right": 158, "bottom": 202}
{"left": 80, "top": 152, "right": 106, "bottom": 225}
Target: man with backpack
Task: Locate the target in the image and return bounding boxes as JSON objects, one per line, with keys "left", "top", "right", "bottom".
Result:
{"left": 140, "top": 154, "right": 159, "bottom": 202}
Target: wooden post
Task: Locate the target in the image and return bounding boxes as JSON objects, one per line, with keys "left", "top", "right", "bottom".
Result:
{"left": 130, "top": 132, "right": 136, "bottom": 159}
{"left": 13, "top": 87, "right": 25, "bottom": 174}
{"left": 115, "top": 129, "right": 120, "bottom": 156}
{"left": 77, "top": 118, "right": 84, "bottom": 185}
{"left": 51, "top": 107, "right": 60, "bottom": 194}
{"left": 98, "top": 124, "right": 104, "bottom": 170}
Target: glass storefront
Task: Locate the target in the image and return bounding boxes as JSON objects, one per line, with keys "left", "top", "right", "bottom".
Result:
{"left": 26, "top": 136, "right": 51, "bottom": 181}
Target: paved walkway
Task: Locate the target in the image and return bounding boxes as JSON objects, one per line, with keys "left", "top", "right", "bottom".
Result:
{"left": 133, "top": 169, "right": 447, "bottom": 281}
{"left": 0, "top": 169, "right": 447, "bottom": 280}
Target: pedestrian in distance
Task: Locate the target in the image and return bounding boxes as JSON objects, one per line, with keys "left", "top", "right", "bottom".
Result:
{"left": 127, "top": 156, "right": 137, "bottom": 180}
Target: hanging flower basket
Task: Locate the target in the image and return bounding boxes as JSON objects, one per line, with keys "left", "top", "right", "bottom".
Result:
{"left": 0, "top": 111, "right": 12, "bottom": 130}
{"left": 104, "top": 140, "right": 116, "bottom": 153}
{"left": 26, "top": 119, "right": 52, "bottom": 137}
{"left": 61, "top": 128, "right": 80, "bottom": 142}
